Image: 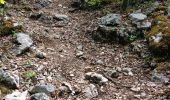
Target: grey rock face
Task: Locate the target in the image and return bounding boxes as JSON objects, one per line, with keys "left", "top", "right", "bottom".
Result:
{"left": 31, "top": 93, "right": 50, "bottom": 100}
{"left": 30, "top": 83, "right": 56, "bottom": 95}
{"left": 99, "top": 14, "right": 121, "bottom": 26}
{"left": 15, "top": 33, "right": 33, "bottom": 55}
{"left": 94, "top": 12, "right": 150, "bottom": 44}
{"left": 129, "top": 13, "right": 147, "bottom": 22}
{"left": 0, "top": 69, "right": 19, "bottom": 89}
{"left": 83, "top": 84, "right": 98, "bottom": 99}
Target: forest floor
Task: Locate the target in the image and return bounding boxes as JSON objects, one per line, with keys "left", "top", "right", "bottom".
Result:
{"left": 0, "top": 0, "right": 170, "bottom": 100}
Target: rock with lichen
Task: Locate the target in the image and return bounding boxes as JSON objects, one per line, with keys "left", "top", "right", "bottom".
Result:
{"left": 146, "top": 15, "right": 170, "bottom": 56}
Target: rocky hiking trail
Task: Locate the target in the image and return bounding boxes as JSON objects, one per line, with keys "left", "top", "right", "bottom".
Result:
{"left": 0, "top": 0, "right": 170, "bottom": 100}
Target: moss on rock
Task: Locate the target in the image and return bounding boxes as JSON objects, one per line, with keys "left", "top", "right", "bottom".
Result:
{"left": 0, "top": 19, "right": 23, "bottom": 36}
{"left": 146, "top": 15, "right": 170, "bottom": 56}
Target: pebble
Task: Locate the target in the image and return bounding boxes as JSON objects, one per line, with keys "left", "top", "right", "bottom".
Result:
{"left": 77, "top": 45, "right": 83, "bottom": 50}
{"left": 122, "top": 68, "right": 134, "bottom": 76}
{"left": 76, "top": 51, "right": 84, "bottom": 57}
{"left": 36, "top": 51, "right": 47, "bottom": 59}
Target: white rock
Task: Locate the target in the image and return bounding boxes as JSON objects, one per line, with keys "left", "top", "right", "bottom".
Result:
{"left": 122, "top": 68, "right": 133, "bottom": 76}
{"left": 3, "top": 90, "right": 28, "bottom": 100}
{"left": 85, "top": 72, "right": 108, "bottom": 84}
{"left": 76, "top": 51, "right": 84, "bottom": 57}
{"left": 130, "top": 87, "right": 141, "bottom": 92}
{"left": 151, "top": 32, "right": 163, "bottom": 43}
{"left": 83, "top": 84, "right": 98, "bottom": 99}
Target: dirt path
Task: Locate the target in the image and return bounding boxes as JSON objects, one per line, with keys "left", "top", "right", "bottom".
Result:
{"left": 1, "top": 0, "right": 169, "bottom": 99}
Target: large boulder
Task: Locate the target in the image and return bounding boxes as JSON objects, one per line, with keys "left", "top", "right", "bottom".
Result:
{"left": 94, "top": 13, "right": 140, "bottom": 44}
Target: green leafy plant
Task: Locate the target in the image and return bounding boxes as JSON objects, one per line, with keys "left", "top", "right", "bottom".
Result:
{"left": 23, "top": 70, "right": 37, "bottom": 79}
{"left": 129, "top": 35, "right": 137, "bottom": 41}
{"left": 85, "top": 0, "right": 102, "bottom": 7}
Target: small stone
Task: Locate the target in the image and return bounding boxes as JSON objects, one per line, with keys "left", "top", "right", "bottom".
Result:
{"left": 107, "top": 69, "right": 119, "bottom": 78}
{"left": 37, "top": 65, "right": 45, "bottom": 71}
{"left": 31, "top": 93, "right": 50, "bottom": 100}
{"left": 130, "top": 87, "right": 141, "bottom": 92}
{"left": 96, "top": 60, "right": 103, "bottom": 65}
{"left": 30, "top": 12, "right": 43, "bottom": 20}
{"left": 30, "top": 83, "right": 56, "bottom": 95}
{"left": 59, "top": 86, "right": 69, "bottom": 93}
{"left": 122, "top": 68, "right": 134, "bottom": 76}
{"left": 83, "top": 84, "right": 98, "bottom": 99}
{"left": 61, "top": 82, "right": 75, "bottom": 95}
{"left": 76, "top": 51, "right": 84, "bottom": 57}
{"left": 36, "top": 51, "right": 47, "bottom": 59}
{"left": 77, "top": 45, "right": 83, "bottom": 50}
{"left": 3, "top": 90, "right": 28, "bottom": 100}
{"left": 85, "top": 72, "right": 108, "bottom": 84}
{"left": 53, "top": 14, "right": 69, "bottom": 21}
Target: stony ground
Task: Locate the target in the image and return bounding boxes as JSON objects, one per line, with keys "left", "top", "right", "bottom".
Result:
{"left": 0, "top": 0, "right": 170, "bottom": 100}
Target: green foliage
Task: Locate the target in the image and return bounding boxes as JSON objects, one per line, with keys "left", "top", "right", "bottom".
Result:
{"left": 129, "top": 35, "right": 137, "bottom": 41}
{"left": 23, "top": 70, "right": 37, "bottom": 79}
{"left": 85, "top": 0, "right": 115, "bottom": 7}
{"left": 85, "top": 0, "right": 102, "bottom": 7}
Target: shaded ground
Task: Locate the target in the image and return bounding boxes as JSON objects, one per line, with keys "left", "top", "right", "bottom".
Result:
{"left": 0, "top": 0, "right": 170, "bottom": 100}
